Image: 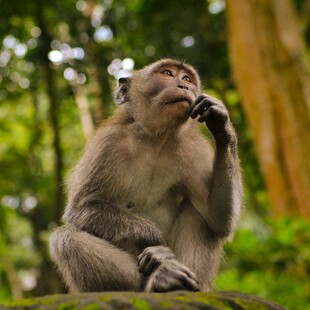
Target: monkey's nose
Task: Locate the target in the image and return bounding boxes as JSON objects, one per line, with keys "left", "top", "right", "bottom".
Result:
{"left": 178, "top": 84, "right": 189, "bottom": 90}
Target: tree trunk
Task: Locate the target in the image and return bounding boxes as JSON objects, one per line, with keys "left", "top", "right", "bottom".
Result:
{"left": 226, "top": 0, "right": 310, "bottom": 218}
{"left": 45, "top": 64, "right": 64, "bottom": 223}
{"left": 31, "top": 0, "right": 66, "bottom": 296}
{"left": 72, "top": 83, "right": 95, "bottom": 139}
{"left": 37, "top": 0, "right": 65, "bottom": 223}
{"left": 82, "top": 0, "right": 111, "bottom": 123}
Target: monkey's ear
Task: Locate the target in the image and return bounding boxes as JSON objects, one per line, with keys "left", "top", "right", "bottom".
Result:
{"left": 115, "top": 77, "right": 131, "bottom": 105}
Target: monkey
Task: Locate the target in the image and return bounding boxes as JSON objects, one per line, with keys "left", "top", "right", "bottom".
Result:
{"left": 50, "top": 58, "right": 242, "bottom": 293}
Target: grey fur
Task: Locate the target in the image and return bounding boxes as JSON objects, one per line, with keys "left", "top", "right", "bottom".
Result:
{"left": 50, "top": 59, "right": 242, "bottom": 293}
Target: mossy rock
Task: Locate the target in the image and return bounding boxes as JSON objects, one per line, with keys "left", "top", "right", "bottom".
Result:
{"left": 0, "top": 291, "right": 287, "bottom": 310}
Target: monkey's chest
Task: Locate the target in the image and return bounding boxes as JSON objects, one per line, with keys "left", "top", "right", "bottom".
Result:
{"left": 125, "top": 160, "right": 180, "bottom": 206}
{"left": 119, "top": 154, "right": 184, "bottom": 233}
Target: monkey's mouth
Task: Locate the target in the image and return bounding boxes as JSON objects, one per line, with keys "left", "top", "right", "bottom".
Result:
{"left": 163, "top": 98, "right": 191, "bottom": 106}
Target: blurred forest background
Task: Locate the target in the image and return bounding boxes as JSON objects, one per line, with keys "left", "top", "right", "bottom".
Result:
{"left": 0, "top": 0, "right": 310, "bottom": 308}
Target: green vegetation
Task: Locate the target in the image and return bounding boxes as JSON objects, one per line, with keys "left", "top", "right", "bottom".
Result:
{"left": 0, "top": 0, "right": 309, "bottom": 309}
{"left": 216, "top": 218, "right": 310, "bottom": 309}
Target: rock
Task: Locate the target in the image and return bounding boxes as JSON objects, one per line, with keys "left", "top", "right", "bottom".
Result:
{"left": 0, "top": 291, "right": 287, "bottom": 310}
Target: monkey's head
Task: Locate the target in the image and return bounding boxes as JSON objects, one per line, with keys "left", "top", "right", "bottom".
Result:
{"left": 115, "top": 59, "right": 201, "bottom": 134}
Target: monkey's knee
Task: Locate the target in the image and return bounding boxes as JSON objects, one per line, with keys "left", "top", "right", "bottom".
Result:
{"left": 50, "top": 225, "right": 143, "bottom": 292}
{"left": 50, "top": 225, "right": 74, "bottom": 263}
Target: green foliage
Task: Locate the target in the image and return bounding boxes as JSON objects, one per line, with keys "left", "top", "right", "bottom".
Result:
{"left": 0, "top": 0, "right": 309, "bottom": 306}
{"left": 216, "top": 217, "right": 310, "bottom": 309}
{"left": 0, "top": 205, "right": 42, "bottom": 303}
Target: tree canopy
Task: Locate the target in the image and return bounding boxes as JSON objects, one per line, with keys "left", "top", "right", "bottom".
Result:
{"left": 0, "top": 0, "right": 310, "bottom": 309}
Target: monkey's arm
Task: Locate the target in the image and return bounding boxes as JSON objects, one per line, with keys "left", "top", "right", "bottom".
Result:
{"left": 189, "top": 94, "right": 242, "bottom": 238}
{"left": 205, "top": 142, "right": 242, "bottom": 238}
{"left": 63, "top": 126, "right": 166, "bottom": 254}
{"left": 64, "top": 200, "right": 165, "bottom": 255}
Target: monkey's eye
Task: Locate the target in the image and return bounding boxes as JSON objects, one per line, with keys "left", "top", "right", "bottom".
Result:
{"left": 182, "top": 76, "right": 192, "bottom": 83}
{"left": 161, "top": 69, "right": 173, "bottom": 77}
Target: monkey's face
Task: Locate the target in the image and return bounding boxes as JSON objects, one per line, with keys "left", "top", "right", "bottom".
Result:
{"left": 116, "top": 59, "right": 201, "bottom": 133}
{"left": 136, "top": 60, "right": 200, "bottom": 128}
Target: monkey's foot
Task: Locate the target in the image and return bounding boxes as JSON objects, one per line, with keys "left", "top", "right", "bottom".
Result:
{"left": 144, "top": 260, "right": 199, "bottom": 292}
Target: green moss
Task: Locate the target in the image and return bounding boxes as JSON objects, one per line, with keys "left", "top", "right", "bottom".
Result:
{"left": 99, "top": 293, "right": 113, "bottom": 301}
{"left": 158, "top": 300, "right": 173, "bottom": 308}
{"left": 131, "top": 298, "right": 152, "bottom": 310}
{"left": 225, "top": 296, "right": 266, "bottom": 310}
{"left": 57, "top": 301, "right": 78, "bottom": 310}
{"left": 3, "top": 294, "right": 61, "bottom": 309}
{"left": 193, "top": 294, "right": 231, "bottom": 310}
{"left": 0, "top": 291, "right": 285, "bottom": 310}
{"left": 174, "top": 295, "right": 191, "bottom": 303}
{"left": 40, "top": 295, "right": 60, "bottom": 306}
{"left": 3, "top": 298, "right": 38, "bottom": 308}
{"left": 82, "top": 303, "right": 101, "bottom": 310}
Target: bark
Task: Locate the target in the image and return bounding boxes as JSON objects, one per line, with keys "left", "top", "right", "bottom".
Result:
{"left": 72, "top": 83, "right": 95, "bottom": 139}
{"left": 82, "top": 0, "right": 111, "bottom": 123}
{"left": 45, "top": 64, "right": 64, "bottom": 223}
{"left": 30, "top": 0, "right": 66, "bottom": 296}
{"left": 226, "top": 0, "right": 310, "bottom": 218}
{"left": 56, "top": 20, "right": 95, "bottom": 138}
{"left": 36, "top": 0, "right": 64, "bottom": 223}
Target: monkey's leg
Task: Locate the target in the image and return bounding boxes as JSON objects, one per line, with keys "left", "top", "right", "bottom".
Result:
{"left": 50, "top": 224, "right": 143, "bottom": 292}
{"left": 168, "top": 204, "right": 223, "bottom": 291}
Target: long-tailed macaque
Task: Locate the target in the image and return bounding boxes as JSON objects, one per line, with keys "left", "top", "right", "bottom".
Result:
{"left": 50, "top": 59, "right": 242, "bottom": 292}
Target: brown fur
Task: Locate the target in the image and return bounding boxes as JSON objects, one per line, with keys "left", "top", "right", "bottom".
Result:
{"left": 50, "top": 59, "right": 242, "bottom": 292}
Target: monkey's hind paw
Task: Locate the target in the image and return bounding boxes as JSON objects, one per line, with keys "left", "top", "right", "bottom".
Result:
{"left": 144, "top": 260, "right": 199, "bottom": 292}
{"left": 138, "top": 246, "right": 175, "bottom": 276}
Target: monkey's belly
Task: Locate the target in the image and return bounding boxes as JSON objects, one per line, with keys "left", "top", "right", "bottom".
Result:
{"left": 124, "top": 193, "right": 183, "bottom": 238}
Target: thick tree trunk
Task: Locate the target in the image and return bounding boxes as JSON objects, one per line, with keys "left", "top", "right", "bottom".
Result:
{"left": 226, "top": 0, "right": 310, "bottom": 218}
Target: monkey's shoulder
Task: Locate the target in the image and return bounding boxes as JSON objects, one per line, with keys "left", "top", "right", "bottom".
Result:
{"left": 84, "top": 124, "right": 131, "bottom": 158}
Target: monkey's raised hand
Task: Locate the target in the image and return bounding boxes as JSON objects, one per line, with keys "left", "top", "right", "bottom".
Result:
{"left": 145, "top": 259, "right": 199, "bottom": 292}
{"left": 189, "top": 94, "right": 236, "bottom": 147}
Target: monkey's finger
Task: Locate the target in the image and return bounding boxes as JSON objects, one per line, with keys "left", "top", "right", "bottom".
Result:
{"left": 188, "top": 94, "right": 205, "bottom": 113}
{"left": 137, "top": 252, "right": 145, "bottom": 265}
{"left": 138, "top": 255, "right": 151, "bottom": 273}
{"left": 198, "top": 94, "right": 223, "bottom": 106}
{"left": 137, "top": 255, "right": 143, "bottom": 266}
{"left": 173, "top": 270, "right": 199, "bottom": 291}
{"left": 138, "top": 247, "right": 152, "bottom": 264}
{"left": 142, "top": 258, "right": 160, "bottom": 276}
{"left": 190, "top": 94, "right": 225, "bottom": 118}
{"left": 139, "top": 255, "right": 160, "bottom": 276}
{"left": 138, "top": 251, "right": 151, "bottom": 267}
{"left": 190, "top": 98, "right": 216, "bottom": 119}
{"left": 180, "top": 275, "right": 200, "bottom": 292}
{"left": 188, "top": 95, "right": 207, "bottom": 116}
{"left": 197, "top": 106, "right": 228, "bottom": 123}
{"left": 178, "top": 266, "right": 198, "bottom": 282}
